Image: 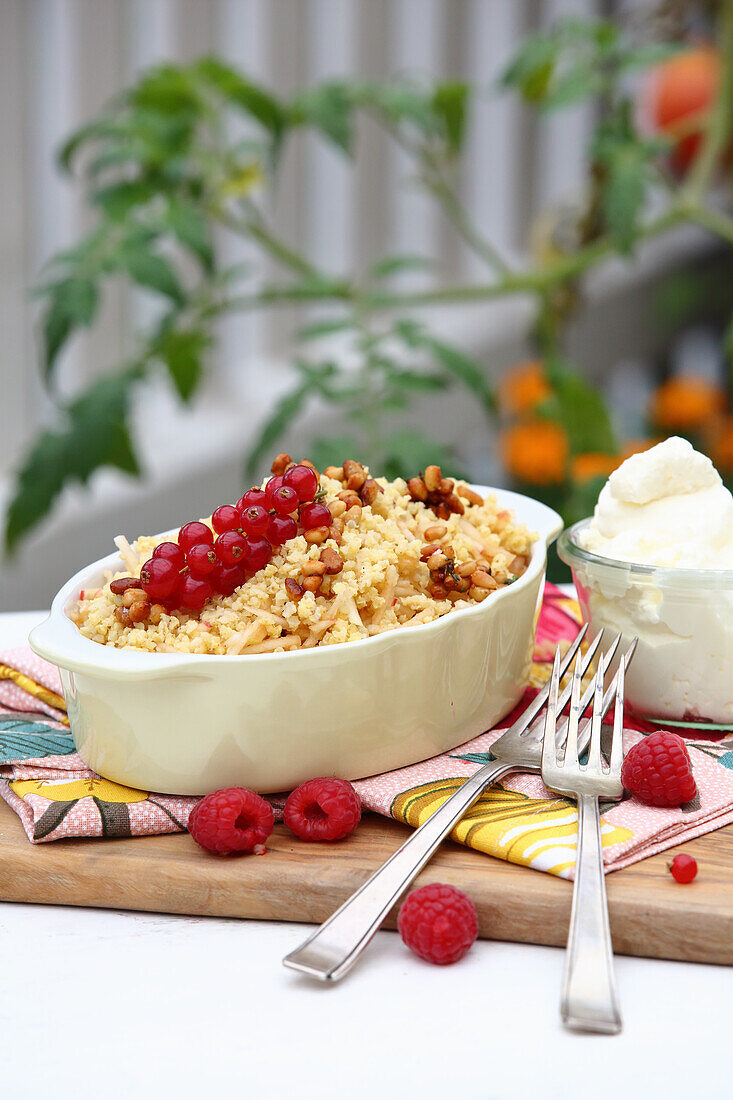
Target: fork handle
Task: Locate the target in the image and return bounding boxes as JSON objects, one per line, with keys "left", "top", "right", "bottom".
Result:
{"left": 283, "top": 758, "right": 513, "bottom": 981}
{"left": 562, "top": 792, "right": 621, "bottom": 1034}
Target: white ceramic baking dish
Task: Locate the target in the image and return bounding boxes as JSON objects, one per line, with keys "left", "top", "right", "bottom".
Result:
{"left": 29, "top": 487, "right": 561, "bottom": 795}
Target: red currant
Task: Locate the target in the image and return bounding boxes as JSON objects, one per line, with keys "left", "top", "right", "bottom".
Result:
{"left": 211, "top": 562, "right": 245, "bottom": 596}
{"left": 179, "top": 521, "right": 213, "bottom": 554}
{"left": 299, "top": 502, "right": 331, "bottom": 530}
{"left": 240, "top": 503, "right": 270, "bottom": 536}
{"left": 211, "top": 505, "right": 241, "bottom": 534}
{"left": 284, "top": 464, "right": 318, "bottom": 502}
{"left": 186, "top": 543, "right": 218, "bottom": 576}
{"left": 237, "top": 488, "right": 267, "bottom": 511}
{"left": 670, "top": 854, "right": 698, "bottom": 884}
{"left": 267, "top": 514, "right": 298, "bottom": 546}
{"left": 140, "top": 557, "right": 179, "bottom": 600}
{"left": 271, "top": 485, "right": 299, "bottom": 515}
{"left": 244, "top": 536, "right": 273, "bottom": 573}
{"left": 264, "top": 475, "right": 285, "bottom": 506}
{"left": 152, "top": 542, "right": 185, "bottom": 571}
{"left": 215, "top": 531, "right": 248, "bottom": 566}
{"left": 179, "top": 575, "right": 213, "bottom": 612}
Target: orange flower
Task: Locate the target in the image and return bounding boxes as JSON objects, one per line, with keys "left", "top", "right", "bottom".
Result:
{"left": 571, "top": 452, "right": 620, "bottom": 482}
{"left": 649, "top": 376, "right": 725, "bottom": 431}
{"left": 709, "top": 417, "right": 733, "bottom": 472}
{"left": 501, "top": 420, "right": 568, "bottom": 485}
{"left": 499, "top": 360, "right": 551, "bottom": 416}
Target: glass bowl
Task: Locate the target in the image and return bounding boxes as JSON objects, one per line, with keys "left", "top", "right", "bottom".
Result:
{"left": 558, "top": 520, "right": 733, "bottom": 731}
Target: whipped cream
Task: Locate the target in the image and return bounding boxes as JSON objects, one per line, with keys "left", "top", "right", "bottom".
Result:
{"left": 569, "top": 438, "right": 733, "bottom": 724}
{"left": 579, "top": 437, "right": 733, "bottom": 569}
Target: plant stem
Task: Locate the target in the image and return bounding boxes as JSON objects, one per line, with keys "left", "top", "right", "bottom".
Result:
{"left": 682, "top": 0, "right": 733, "bottom": 206}
{"left": 419, "top": 158, "right": 512, "bottom": 276}
{"left": 686, "top": 204, "right": 733, "bottom": 248}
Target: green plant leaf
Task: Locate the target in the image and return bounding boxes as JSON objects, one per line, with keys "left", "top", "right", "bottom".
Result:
{"left": 542, "top": 361, "right": 616, "bottom": 455}
{"left": 245, "top": 382, "right": 312, "bottom": 479}
{"left": 119, "top": 246, "right": 185, "bottom": 304}
{"left": 432, "top": 82, "right": 469, "bottom": 155}
{"left": 154, "top": 327, "right": 210, "bottom": 402}
{"left": 595, "top": 136, "right": 648, "bottom": 253}
{"left": 166, "top": 198, "right": 214, "bottom": 272}
{"left": 194, "top": 58, "right": 285, "bottom": 141}
{"left": 40, "top": 276, "right": 100, "bottom": 381}
{"left": 289, "top": 82, "right": 354, "bottom": 154}
{"left": 92, "top": 180, "right": 156, "bottom": 219}
{"left": 394, "top": 321, "right": 496, "bottom": 417}
{"left": 129, "top": 65, "right": 202, "bottom": 116}
{"left": 4, "top": 366, "right": 143, "bottom": 553}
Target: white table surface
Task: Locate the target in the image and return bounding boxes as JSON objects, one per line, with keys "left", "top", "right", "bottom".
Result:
{"left": 1, "top": 610, "right": 731, "bottom": 1100}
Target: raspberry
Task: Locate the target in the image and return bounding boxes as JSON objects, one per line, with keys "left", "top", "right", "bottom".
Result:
{"left": 670, "top": 853, "right": 698, "bottom": 883}
{"left": 621, "top": 730, "right": 697, "bottom": 807}
{"left": 397, "top": 883, "right": 478, "bottom": 965}
{"left": 188, "top": 787, "right": 274, "bottom": 855}
{"left": 283, "top": 778, "right": 361, "bottom": 841}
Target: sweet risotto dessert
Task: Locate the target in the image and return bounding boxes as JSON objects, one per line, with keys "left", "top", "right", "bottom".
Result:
{"left": 71, "top": 456, "right": 535, "bottom": 655}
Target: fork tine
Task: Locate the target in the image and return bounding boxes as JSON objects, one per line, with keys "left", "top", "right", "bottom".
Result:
{"left": 563, "top": 653, "right": 584, "bottom": 767}
{"left": 588, "top": 663, "right": 606, "bottom": 770}
{"left": 542, "top": 648, "right": 562, "bottom": 775}
{"left": 610, "top": 660, "right": 625, "bottom": 777}
{"left": 505, "top": 623, "right": 588, "bottom": 739}
{"left": 554, "top": 632, "right": 623, "bottom": 747}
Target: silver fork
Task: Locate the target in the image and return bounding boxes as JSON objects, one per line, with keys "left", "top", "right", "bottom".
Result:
{"left": 284, "top": 627, "right": 635, "bottom": 982}
{"left": 541, "top": 649, "right": 626, "bottom": 1034}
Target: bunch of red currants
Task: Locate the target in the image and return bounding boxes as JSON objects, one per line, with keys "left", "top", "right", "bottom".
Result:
{"left": 138, "top": 464, "right": 331, "bottom": 613}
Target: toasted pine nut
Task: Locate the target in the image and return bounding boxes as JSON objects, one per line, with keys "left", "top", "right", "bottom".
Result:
{"left": 328, "top": 499, "right": 347, "bottom": 518}
{"left": 127, "top": 596, "right": 150, "bottom": 623}
{"left": 304, "top": 527, "right": 330, "bottom": 545}
{"left": 342, "top": 459, "right": 364, "bottom": 479}
{"left": 302, "top": 575, "right": 322, "bottom": 593}
{"left": 302, "top": 560, "right": 327, "bottom": 577}
{"left": 337, "top": 490, "right": 361, "bottom": 507}
{"left": 285, "top": 578, "right": 304, "bottom": 600}
{"left": 148, "top": 603, "right": 166, "bottom": 625}
{"left": 346, "top": 471, "right": 367, "bottom": 491}
{"left": 427, "top": 552, "right": 447, "bottom": 571}
{"left": 110, "top": 576, "right": 142, "bottom": 596}
{"left": 420, "top": 543, "right": 440, "bottom": 561}
{"left": 299, "top": 459, "right": 318, "bottom": 472}
{"left": 271, "top": 452, "right": 292, "bottom": 475}
{"left": 407, "top": 477, "right": 428, "bottom": 502}
{"left": 453, "top": 575, "right": 471, "bottom": 593}
{"left": 443, "top": 544, "right": 455, "bottom": 560}
{"left": 445, "top": 494, "right": 465, "bottom": 515}
{"left": 114, "top": 607, "right": 132, "bottom": 627}
{"left": 472, "top": 569, "right": 498, "bottom": 591}
{"left": 424, "top": 524, "right": 447, "bottom": 541}
{"left": 330, "top": 516, "right": 345, "bottom": 538}
{"left": 456, "top": 560, "right": 477, "bottom": 577}
{"left": 469, "top": 586, "right": 490, "bottom": 602}
{"left": 443, "top": 574, "right": 457, "bottom": 591}
{"left": 122, "top": 589, "right": 140, "bottom": 608}
{"left": 429, "top": 582, "right": 449, "bottom": 599}
{"left": 458, "top": 485, "right": 484, "bottom": 507}
{"left": 510, "top": 554, "right": 528, "bottom": 577}
{"left": 360, "top": 478, "right": 381, "bottom": 505}
{"left": 324, "top": 465, "right": 344, "bottom": 481}
{"left": 424, "top": 465, "right": 442, "bottom": 492}
{"left": 434, "top": 503, "right": 450, "bottom": 520}
{"left": 320, "top": 547, "right": 343, "bottom": 575}
{"left": 344, "top": 505, "right": 362, "bottom": 523}
{"left": 439, "top": 478, "right": 454, "bottom": 494}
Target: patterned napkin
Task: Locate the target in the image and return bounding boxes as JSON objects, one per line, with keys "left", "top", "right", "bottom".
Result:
{"left": 2, "top": 587, "right": 733, "bottom": 878}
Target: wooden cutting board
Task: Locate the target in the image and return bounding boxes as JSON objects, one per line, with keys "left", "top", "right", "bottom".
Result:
{"left": 0, "top": 797, "right": 730, "bottom": 965}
